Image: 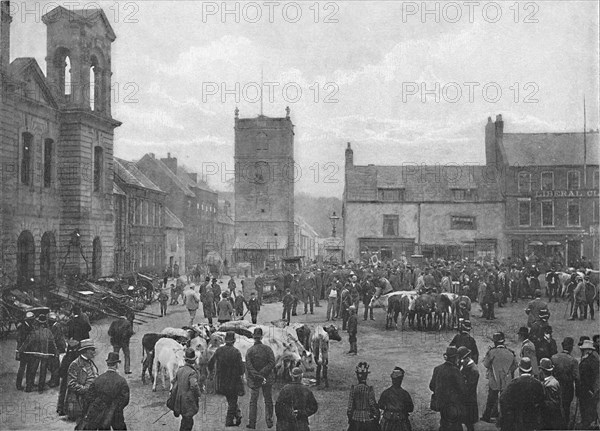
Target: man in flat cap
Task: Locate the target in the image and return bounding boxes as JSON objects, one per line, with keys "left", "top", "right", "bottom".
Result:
{"left": 378, "top": 367, "right": 414, "bottom": 431}
{"left": 80, "top": 352, "right": 130, "bottom": 430}
{"left": 538, "top": 358, "right": 565, "bottom": 430}
{"left": 208, "top": 331, "right": 244, "bottom": 427}
{"left": 246, "top": 327, "right": 276, "bottom": 429}
{"left": 429, "top": 346, "right": 466, "bottom": 431}
{"left": 275, "top": 367, "right": 318, "bottom": 431}
{"left": 66, "top": 339, "right": 99, "bottom": 422}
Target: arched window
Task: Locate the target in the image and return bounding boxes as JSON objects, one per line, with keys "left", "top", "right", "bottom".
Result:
{"left": 44, "top": 139, "right": 54, "bottom": 188}
{"left": 64, "top": 56, "right": 72, "bottom": 96}
{"left": 40, "top": 232, "right": 57, "bottom": 284}
{"left": 17, "top": 231, "right": 35, "bottom": 284}
{"left": 89, "top": 63, "right": 96, "bottom": 110}
{"left": 21, "top": 132, "right": 33, "bottom": 185}
{"left": 92, "top": 237, "right": 102, "bottom": 279}
{"left": 93, "top": 146, "right": 103, "bottom": 192}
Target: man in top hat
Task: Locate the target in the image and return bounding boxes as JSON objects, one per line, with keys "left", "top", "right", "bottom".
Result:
{"left": 66, "top": 339, "right": 99, "bottom": 422}
{"left": 208, "top": 331, "right": 245, "bottom": 427}
{"left": 578, "top": 339, "right": 600, "bottom": 429}
{"left": 458, "top": 347, "right": 479, "bottom": 431}
{"left": 538, "top": 358, "right": 565, "bottom": 430}
{"left": 378, "top": 367, "right": 414, "bottom": 431}
{"left": 498, "top": 357, "right": 545, "bottom": 431}
{"left": 481, "top": 332, "right": 518, "bottom": 423}
{"left": 535, "top": 325, "right": 558, "bottom": 362}
{"left": 246, "top": 327, "right": 276, "bottom": 429}
{"left": 429, "top": 346, "right": 466, "bottom": 431}
{"left": 517, "top": 327, "right": 539, "bottom": 377}
{"left": 80, "top": 352, "right": 130, "bottom": 430}
{"left": 551, "top": 336, "right": 580, "bottom": 426}
{"left": 107, "top": 312, "right": 135, "bottom": 375}
{"left": 449, "top": 320, "right": 479, "bottom": 364}
{"left": 526, "top": 289, "right": 548, "bottom": 327}
{"left": 275, "top": 367, "right": 318, "bottom": 431}
{"left": 170, "top": 348, "right": 202, "bottom": 431}
{"left": 529, "top": 308, "right": 550, "bottom": 347}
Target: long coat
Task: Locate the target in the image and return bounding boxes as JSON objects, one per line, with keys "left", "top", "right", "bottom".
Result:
{"left": 246, "top": 341, "right": 276, "bottom": 389}
{"left": 460, "top": 360, "right": 479, "bottom": 425}
{"left": 208, "top": 344, "right": 244, "bottom": 396}
{"left": 541, "top": 375, "right": 565, "bottom": 430}
{"left": 172, "top": 363, "right": 201, "bottom": 417}
{"left": 108, "top": 318, "right": 134, "bottom": 348}
{"left": 499, "top": 374, "right": 545, "bottom": 431}
{"left": 482, "top": 345, "right": 518, "bottom": 391}
{"left": 429, "top": 361, "right": 466, "bottom": 427}
{"left": 66, "top": 356, "right": 99, "bottom": 421}
{"left": 449, "top": 333, "right": 479, "bottom": 364}
{"left": 275, "top": 381, "right": 318, "bottom": 431}
{"left": 81, "top": 369, "right": 130, "bottom": 430}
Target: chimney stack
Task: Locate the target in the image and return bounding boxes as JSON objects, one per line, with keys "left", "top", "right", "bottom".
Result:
{"left": 0, "top": 1, "right": 12, "bottom": 72}
{"left": 161, "top": 153, "right": 178, "bottom": 174}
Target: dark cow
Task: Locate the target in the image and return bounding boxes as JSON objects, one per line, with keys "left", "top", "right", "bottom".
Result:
{"left": 141, "top": 333, "right": 165, "bottom": 384}
{"left": 434, "top": 293, "right": 456, "bottom": 330}
{"left": 386, "top": 295, "right": 414, "bottom": 330}
{"left": 414, "top": 294, "right": 437, "bottom": 330}
{"left": 310, "top": 325, "right": 341, "bottom": 388}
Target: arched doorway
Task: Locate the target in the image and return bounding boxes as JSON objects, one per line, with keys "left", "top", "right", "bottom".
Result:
{"left": 40, "top": 232, "right": 57, "bottom": 284}
{"left": 92, "top": 237, "right": 102, "bottom": 279}
{"left": 17, "top": 231, "right": 35, "bottom": 285}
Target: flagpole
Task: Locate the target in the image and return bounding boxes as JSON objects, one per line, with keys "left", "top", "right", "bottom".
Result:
{"left": 583, "top": 96, "right": 587, "bottom": 188}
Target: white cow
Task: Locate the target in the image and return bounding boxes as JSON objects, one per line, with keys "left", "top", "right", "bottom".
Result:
{"left": 153, "top": 337, "right": 185, "bottom": 392}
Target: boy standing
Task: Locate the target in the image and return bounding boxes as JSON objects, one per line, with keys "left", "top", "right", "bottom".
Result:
{"left": 248, "top": 292, "right": 260, "bottom": 324}
{"left": 282, "top": 289, "right": 294, "bottom": 325}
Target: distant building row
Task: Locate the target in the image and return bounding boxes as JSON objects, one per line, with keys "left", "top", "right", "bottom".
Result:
{"left": 343, "top": 115, "right": 600, "bottom": 266}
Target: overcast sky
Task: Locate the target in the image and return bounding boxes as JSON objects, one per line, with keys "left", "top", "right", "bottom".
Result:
{"left": 10, "top": 1, "right": 600, "bottom": 197}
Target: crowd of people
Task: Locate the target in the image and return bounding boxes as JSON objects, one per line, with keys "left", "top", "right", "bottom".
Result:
{"left": 10, "top": 253, "right": 600, "bottom": 431}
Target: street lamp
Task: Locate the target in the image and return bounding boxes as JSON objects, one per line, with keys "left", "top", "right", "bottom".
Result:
{"left": 329, "top": 211, "right": 340, "bottom": 238}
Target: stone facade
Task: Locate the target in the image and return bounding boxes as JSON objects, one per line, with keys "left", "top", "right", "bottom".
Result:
{"left": 136, "top": 153, "right": 218, "bottom": 272}
{"left": 0, "top": 4, "right": 120, "bottom": 285}
{"left": 485, "top": 115, "right": 600, "bottom": 266}
{"left": 233, "top": 108, "right": 295, "bottom": 269}
{"left": 165, "top": 207, "right": 185, "bottom": 272}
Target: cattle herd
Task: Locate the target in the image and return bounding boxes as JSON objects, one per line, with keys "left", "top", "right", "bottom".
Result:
{"left": 141, "top": 320, "right": 342, "bottom": 392}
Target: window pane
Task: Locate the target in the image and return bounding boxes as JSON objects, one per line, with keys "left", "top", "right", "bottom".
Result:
{"left": 518, "top": 172, "right": 530, "bottom": 192}
{"left": 568, "top": 201, "right": 580, "bottom": 225}
{"left": 541, "top": 172, "right": 553, "bottom": 191}
{"left": 568, "top": 171, "right": 580, "bottom": 189}
{"left": 450, "top": 216, "right": 475, "bottom": 230}
{"left": 383, "top": 215, "right": 399, "bottom": 236}
{"left": 519, "top": 201, "right": 531, "bottom": 226}
{"left": 93, "top": 147, "right": 103, "bottom": 192}
{"left": 541, "top": 201, "right": 553, "bottom": 226}
{"left": 21, "top": 133, "right": 33, "bottom": 185}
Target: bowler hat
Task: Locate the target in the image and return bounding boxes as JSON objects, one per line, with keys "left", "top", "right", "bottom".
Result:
{"left": 518, "top": 357, "right": 533, "bottom": 373}
{"left": 444, "top": 346, "right": 458, "bottom": 359}
{"left": 106, "top": 352, "right": 121, "bottom": 365}
{"left": 580, "top": 340, "right": 595, "bottom": 351}
{"left": 578, "top": 336, "right": 590, "bottom": 346}
{"left": 460, "top": 320, "right": 472, "bottom": 331}
{"left": 291, "top": 367, "right": 303, "bottom": 378}
{"left": 562, "top": 337, "right": 574, "bottom": 350}
{"left": 539, "top": 358, "right": 554, "bottom": 372}
{"left": 78, "top": 339, "right": 96, "bottom": 351}
{"left": 518, "top": 327, "right": 529, "bottom": 337}
{"left": 390, "top": 367, "right": 405, "bottom": 379}
{"left": 492, "top": 332, "right": 505, "bottom": 343}
{"left": 457, "top": 346, "right": 471, "bottom": 359}
{"left": 225, "top": 331, "right": 236, "bottom": 343}
{"left": 253, "top": 327, "right": 263, "bottom": 338}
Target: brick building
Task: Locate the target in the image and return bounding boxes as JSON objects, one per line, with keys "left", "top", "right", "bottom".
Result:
{"left": 113, "top": 158, "right": 171, "bottom": 274}
{"left": 136, "top": 153, "right": 218, "bottom": 272}
{"left": 343, "top": 142, "right": 506, "bottom": 263}
{"left": 233, "top": 108, "right": 295, "bottom": 269}
{"left": 217, "top": 200, "right": 234, "bottom": 266}
{"left": 486, "top": 115, "right": 600, "bottom": 266}
{"left": 1, "top": 3, "right": 120, "bottom": 284}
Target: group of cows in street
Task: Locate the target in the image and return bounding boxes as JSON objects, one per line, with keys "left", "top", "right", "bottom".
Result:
{"left": 140, "top": 321, "right": 342, "bottom": 392}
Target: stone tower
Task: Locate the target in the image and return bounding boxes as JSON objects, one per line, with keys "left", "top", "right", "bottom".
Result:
{"left": 233, "top": 108, "right": 295, "bottom": 269}
{"left": 42, "top": 7, "right": 121, "bottom": 277}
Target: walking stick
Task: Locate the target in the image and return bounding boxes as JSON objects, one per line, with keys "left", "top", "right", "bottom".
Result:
{"left": 152, "top": 409, "right": 172, "bottom": 424}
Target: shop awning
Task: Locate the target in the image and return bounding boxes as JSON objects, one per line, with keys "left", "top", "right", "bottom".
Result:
{"left": 546, "top": 241, "right": 562, "bottom": 246}
{"left": 529, "top": 241, "right": 544, "bottom": 246}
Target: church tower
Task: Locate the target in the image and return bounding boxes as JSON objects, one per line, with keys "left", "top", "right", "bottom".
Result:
{"left": 233, "top": 107, "right": 295, "bottom": 269}
{"left": 42, "top": 7, "right": 121, "bottom": 276}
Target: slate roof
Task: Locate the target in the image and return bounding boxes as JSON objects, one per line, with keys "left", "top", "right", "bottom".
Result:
{"left": 345, "top": 164, "right": 501, "bottom": 202}
{"left": 114, "top": 158, "right": 164, "bottom": 193}
{"left": 136, "top": 155, "right": 195, "bottom": 198}
{"left": 164, "top": 207, "right": 184, "bottom": 229}
{"left": 501, "top": 132, "right": 599, "bottom": 166}
{"left": 113, "top": 182, "right": 126, "bottom": 196}
{"left": 8, "top": 58, "right": 58, "bottom": 109}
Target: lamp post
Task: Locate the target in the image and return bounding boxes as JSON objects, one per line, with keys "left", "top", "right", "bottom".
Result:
{"left": 329, "top": 211, "right": 340, "bottom": 238}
